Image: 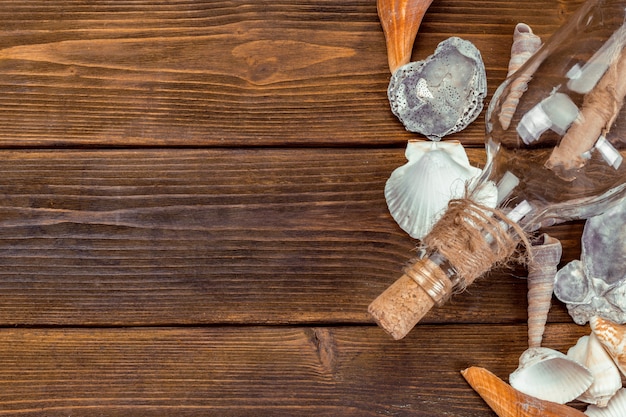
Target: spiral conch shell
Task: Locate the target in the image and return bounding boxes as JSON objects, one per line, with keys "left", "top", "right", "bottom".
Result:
{"left": 377, "top": 0, "right": 435, "bottom": 73}
{"left": 498, "top": 23, "right": 543, "bottom": 130}
{"left": 507, "top": 23, "right": 543, "bottom": 77}
{"left": 461, "top": 366, "right": 587, "bottom": 417}
{"left": 526, "top": 234, "right": 562, "bottom": 348}
{"left": 385, "top": 139, "right": 486, "bottom": 240}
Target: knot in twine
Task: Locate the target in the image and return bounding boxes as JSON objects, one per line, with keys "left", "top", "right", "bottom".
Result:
{"left": 422, "top": 198, "right": 532, "bottom": 290}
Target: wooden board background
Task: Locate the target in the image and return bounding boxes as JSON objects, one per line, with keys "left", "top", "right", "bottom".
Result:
{"left": 0, "top": 0, "right": 605, "bottom": 415}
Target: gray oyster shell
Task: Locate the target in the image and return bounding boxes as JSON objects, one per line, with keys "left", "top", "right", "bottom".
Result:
{"left": 387, "top": 37, "right": 487, "bottom": 141}
{"left": 554, "top": 198, "right": 626, "bottom": 325}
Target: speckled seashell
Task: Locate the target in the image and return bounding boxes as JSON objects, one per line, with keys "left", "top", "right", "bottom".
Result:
{"left": 526, "top": 234, "right": 562, "bottom": 348}
{"left": 554, "top": 198, "right": 626, "bottom": 325}
{"left": 377, "top": 0, "right": 435, "bottom": 73}
{"left": 567, "top": 333, "right": 622, "bottom": 407}
{"left": 498, "top": 23, "right": 543, "bottom": 130}
{"left": 590, "top": 316, "right": 626, "bottom": 377}
{"left": 461, "top": 366, "right": 587, "bottom": 417}
{"left": 585, "top": 388, "right": 626, "bottom": 417}
{"left": 388, "top": 37, "right": 487, "bottom": 140}
{"left": 385, "top": 140, "right": 483, "bottom": 239}
{"left": 508, "top": 347, "right": 593, "bottom": 404}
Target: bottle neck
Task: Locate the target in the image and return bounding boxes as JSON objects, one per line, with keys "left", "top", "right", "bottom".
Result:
{"left": 404, "top": 251, "right": 460, "bottom": 306}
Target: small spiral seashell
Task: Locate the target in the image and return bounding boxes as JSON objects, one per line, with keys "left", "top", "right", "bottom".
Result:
{"left": 498, "top": 23, "right": 543, "bottom": 130}
{"left": 507, "top": 23, "right": 543, "bottom": 77}
{"left": 526, "top": 234, "right": 561, "bottom": 348}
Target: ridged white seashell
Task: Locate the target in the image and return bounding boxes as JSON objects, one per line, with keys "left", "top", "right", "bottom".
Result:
{"left": 385, "top": 140, "right": 482, "bottom": 240}
{"left": 567, "top": 333, "right": 622, "bottom": 407}
{"left": 590, "top": 316, "right": 626, "bottom": 377}
{"left": 388, "top": 37, "right": 487, "bottom": 140}
{"left": 554, "top": 198, "right": 626, "bottom": 325}
{"left": 509, "top": 347, "right": 593, "bottom": 404}
{"left": 585, "top": 388, "right": 626, "bottom": 417}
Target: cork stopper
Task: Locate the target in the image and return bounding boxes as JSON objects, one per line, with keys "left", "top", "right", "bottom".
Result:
{"left": 368, "top": 257, "right": 453, "bottom": 340}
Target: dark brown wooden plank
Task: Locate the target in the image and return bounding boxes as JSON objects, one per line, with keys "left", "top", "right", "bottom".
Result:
{"left": 0, "top": 148, "right": 584, "bottom": 326}
{"left": 0, "top": 324, "right": 591, "bottom": 416}
{"left": 0, "top": 0, "right": 585, "bottom": 147}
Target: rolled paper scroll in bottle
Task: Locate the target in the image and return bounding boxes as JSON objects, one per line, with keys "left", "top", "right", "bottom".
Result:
{"left": 369, "top": 0, "right": 626, "bottom": 340}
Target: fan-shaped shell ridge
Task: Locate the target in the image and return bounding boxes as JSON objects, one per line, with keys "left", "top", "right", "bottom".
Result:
{"left": 385, "top": 141, "right": 481, "bottom": 239}
{"left": 509, "top": 347, "right": 593, "bottom": 404}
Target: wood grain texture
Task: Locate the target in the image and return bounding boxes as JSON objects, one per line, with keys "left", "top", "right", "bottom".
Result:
{"left": 0, "top": 324, "right": 591, "bottom": 416}
{"left": 0, "top": 0, "right": 584, "bottom": 147}
{"left": 0, "top": 148, "right": 583, "bottom": 327}
{"left": 0, "top": 1, "right": 602, "bottom": 416}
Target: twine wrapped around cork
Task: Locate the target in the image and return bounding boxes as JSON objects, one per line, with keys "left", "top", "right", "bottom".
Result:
{"left": 369, "top": 197, "right": 531, "bottom": 340}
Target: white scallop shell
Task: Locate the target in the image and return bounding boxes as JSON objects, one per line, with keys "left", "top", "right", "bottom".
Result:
{"left": 585, "top": 388, "right": 626, "bottom": 417}
{"left": 385, "top": 140, "right": 482, "bottom": 240}
{"left": 388, "top": 37, "right": 487, "bottom": 140}
{"left": 509, "top": 347, "right": 593, "bottom": 404}
{"left": 567, "top": 333, "right": 622, "bottom": 407}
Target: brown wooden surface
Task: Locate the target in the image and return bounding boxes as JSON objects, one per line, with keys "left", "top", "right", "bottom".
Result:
{"left": 0, "top": 0, "right": 599, "bottom": 416}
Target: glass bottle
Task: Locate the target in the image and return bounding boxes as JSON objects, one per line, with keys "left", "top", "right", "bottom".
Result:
{"left": 369, "top": 0, "right": 626, "bottom": 339}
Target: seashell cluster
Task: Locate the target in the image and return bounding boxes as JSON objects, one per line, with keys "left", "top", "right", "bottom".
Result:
{"left": 578, "top": 316, "right": 626, "bottom": 414}
{"left": 499, "top": 316, "right": 626, "bottom": 413}
{"left": 384, "top": 140, "right": 484, "bottom": 239}
{"left": 377, "top": 0, "right": 435, "bottom": 73}
{"left": 554, "top": 197, "right": 626, "bottom": 325}
{"left": 585, "top": 388, "right": 626, "bottom": 416}
{"left": 463, "top": 326, "right": 626, "bottom": 416}
{"left": 387, "top": 36, "right": 487, "bottom": 140}
{"left": 567, "top": 332, "right": 622, "bottom": 407}
{"left": 492, "top": 195, "right": 626, "bottom": 414}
